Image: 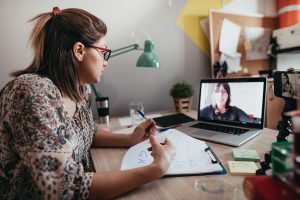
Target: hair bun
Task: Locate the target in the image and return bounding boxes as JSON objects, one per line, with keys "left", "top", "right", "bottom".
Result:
{"left": 52, "top": 7, "right": 61, "bottom": 16}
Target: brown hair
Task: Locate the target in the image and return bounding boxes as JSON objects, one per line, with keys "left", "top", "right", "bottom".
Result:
{"left": 11, "top": 7, "right": 107, "bottom": 101}
{"left": 212, "top": 82, "right": 231, "bottom": 109}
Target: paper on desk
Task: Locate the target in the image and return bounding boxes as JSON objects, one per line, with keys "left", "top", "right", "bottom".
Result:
{"left": 113, "top": 126, "right": 160, "bottom": 135}
{"left": 219, "top": 18, "right": 241, "bottom": 57}
{"left": 121, "top": 129, "right": 223, "bottom": 175}
{"left": 118, "top": 114, "right": 162, "bottom": 126}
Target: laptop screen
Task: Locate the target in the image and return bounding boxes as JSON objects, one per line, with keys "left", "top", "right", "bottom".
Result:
{"left": 198, "top": 77, "right": 266, "bottom": 129}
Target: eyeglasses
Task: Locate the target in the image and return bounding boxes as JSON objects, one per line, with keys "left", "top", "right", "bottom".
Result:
{"left": 215, "top": 90, "right": 228, "bottom": 95}
{"left": 90, "top": 45, "right": 111, "bottom": 61}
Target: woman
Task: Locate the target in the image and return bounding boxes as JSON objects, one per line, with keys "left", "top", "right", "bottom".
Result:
{"left": 282, "top": 73, "right": 294, "bottom": 98}
{"left": 0, "top": 7, "right": 175, "bottom": 200}
{"left": 200, "top": 82, "right": 249, "bottom": 122}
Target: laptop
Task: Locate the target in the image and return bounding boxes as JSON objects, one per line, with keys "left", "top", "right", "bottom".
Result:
{"left": 176, "top": 77, "right": 267, "bottom": 146}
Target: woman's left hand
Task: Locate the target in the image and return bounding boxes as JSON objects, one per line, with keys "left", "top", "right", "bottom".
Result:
{"left": 130, "top": 118, "right": 157, "bottom": 146}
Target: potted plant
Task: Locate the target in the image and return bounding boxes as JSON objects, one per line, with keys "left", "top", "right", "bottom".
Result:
{"left": 169, "top": 81, "right": 194, "bottom": 112}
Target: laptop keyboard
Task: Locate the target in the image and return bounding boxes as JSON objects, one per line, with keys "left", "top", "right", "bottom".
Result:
{"left": 190, "top": 122, "right": 249, "bottom": 135}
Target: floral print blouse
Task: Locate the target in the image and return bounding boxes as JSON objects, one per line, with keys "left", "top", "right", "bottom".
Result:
{"left": 0, "top": 74, "right": 96, "bottom": 199}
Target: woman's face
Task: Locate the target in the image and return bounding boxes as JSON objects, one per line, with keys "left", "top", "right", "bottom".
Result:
{"left": 78, "top": 36, "right": 108, "bottom": 84}
{"left": 214, "top": 84, "right": 228, "bottom": 109}
{"left": 282, "top": 75, "right": 288, "bottom": 84}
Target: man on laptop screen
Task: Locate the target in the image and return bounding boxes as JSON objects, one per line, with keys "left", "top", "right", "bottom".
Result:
{"left": 176, "top": 77, "right": 266, "bottom": 146}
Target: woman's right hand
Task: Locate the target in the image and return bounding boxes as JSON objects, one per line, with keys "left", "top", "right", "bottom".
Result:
{"left": 148, "top": 135, "right": 176, "bottom": 177}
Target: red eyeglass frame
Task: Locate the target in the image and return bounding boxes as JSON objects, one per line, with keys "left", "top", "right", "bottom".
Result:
{"left": 90, "top": 45, "right": 111, "bottom": 61}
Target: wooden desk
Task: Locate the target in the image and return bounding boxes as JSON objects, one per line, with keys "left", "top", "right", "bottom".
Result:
{"left": 90, "top": 110, "right": 278, "bottom": 200}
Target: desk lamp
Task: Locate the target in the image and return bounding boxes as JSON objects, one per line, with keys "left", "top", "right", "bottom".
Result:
{"left": 91, "top": 29, "right": 160, "bottom": 97}
{"left": 110, "top": 40, "right": 160, "bottom": 68}
{"left": 111, "top": 28, "right": 160, "bottom": 68}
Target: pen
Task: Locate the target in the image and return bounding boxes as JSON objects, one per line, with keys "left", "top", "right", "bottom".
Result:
{"left": 137, "top": 110, "right": 161, "bottom": 134}
{"left": 205, "top": 147, "right": 218, "bottom": 164}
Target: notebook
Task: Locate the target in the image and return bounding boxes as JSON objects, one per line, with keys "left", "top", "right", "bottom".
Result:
{"left": 120, "top": 129, "right": 226, "bottom": 176}
{"left": 232, "top": 148, "right": 260, "bottom": 162}
{"left": 228, "top": 161, "right": 258, "bottom": 176}
{"left": 176, "top": 77, "right": 266, "bottom": 146}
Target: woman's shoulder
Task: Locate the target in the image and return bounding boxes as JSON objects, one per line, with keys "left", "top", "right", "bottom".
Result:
{"left": 3, "top": 73, "right": 61, "bottom": 98}
{"left": 229, "top": 106, "right": 239, "bottom": 111}
{"left": 201, "top": 105, "right": 213, "bottom": 113}
{"left": 202, "top": 104, "right": 213, "bottom": 110}
{"left": 14, "top": 73, "right": 52, "bottom": 85}
{"left": 230, "top": 106, "right": 247, "bottom": 114}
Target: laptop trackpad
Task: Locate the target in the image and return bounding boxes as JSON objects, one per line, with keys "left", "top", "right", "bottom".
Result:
{"left": 191, "top": 130, "right": 218, "bottom": 138}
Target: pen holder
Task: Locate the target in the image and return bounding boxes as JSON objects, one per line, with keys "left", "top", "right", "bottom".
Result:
{"left": 96, "top": 97, "right": 109, "bottom": 125}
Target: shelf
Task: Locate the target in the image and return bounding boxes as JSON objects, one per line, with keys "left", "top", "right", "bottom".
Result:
{"left": 272, "top": 46, "right": 300, "bottom": 54}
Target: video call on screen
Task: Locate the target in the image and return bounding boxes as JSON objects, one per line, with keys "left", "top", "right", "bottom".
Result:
{"left": 281, "top": 73, "right": 300, "bottom": 99}
{"left": 199, "top": 82, "right": 264, "bottom": 125}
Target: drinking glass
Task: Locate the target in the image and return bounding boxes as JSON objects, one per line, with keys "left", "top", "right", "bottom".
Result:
{"left": 194, "top": 178, "right": 237, "bottom": 200}
{"left": 129, "top": 101, "right": 144, "bottom": 125}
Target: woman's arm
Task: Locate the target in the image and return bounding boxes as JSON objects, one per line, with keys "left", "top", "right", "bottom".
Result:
{"left": 231, "top": 106, "right": 250, "bottom": 122}
{"left": 89, "top": 164, "right": 161, "bottom": 200}
{"left": 7, "top": 77, "right": 93, "bottom": 199}
{"left": 91, "top": 119, "right": 156, "bottom": 148}
{"left": 91, "top": 128, "right": 132, "bottom": 147}
{"left": 89, "top": 135, "right": 175, "bottom": 200}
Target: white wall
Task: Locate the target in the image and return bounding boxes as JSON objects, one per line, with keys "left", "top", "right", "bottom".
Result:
{"left": 0, "top": 0, "right": 210, "bottom": 117}
{"left": 277, "top": 54, "right": 300, "bottom": 71}
{"left": 0, "top": 0, "right": 276, "bottom": 117}
{"left": 222, "top": 0, "right": 276, "bottom": 16}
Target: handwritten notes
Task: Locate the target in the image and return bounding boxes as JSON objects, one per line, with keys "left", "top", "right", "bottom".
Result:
{"left": 121, "top": 129, "right": 223, "bottom": 175}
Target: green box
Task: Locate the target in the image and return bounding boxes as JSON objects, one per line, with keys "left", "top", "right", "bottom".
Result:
{"left": 271, "top": 141, "right": 293, "bottom": 177}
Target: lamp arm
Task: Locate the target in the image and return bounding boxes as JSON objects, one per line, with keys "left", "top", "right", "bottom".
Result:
{"left": 90, "top": 44, "right": 141, "bottom": 98}
{"left": 111, "top": 43, "right": 140, "bottom": 57}
{"left": 90, "top": 83, "right": 102, "bottom": 98}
